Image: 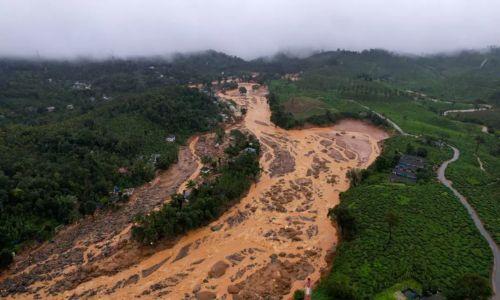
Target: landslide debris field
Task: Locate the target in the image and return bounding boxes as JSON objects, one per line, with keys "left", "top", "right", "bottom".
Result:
{"left": 0, "top": 83, "right": 388, "bottom": 299}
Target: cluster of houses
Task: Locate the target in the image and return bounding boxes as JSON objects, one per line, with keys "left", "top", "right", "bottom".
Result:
{"left": 44, "top": 95, "right": 111, "bottom": 113}
{"left": 72, "top": 81, "right": 92, "bottom": 90}
{"left": 147, "top": 65, "right": 168, "bottom": 80}
{"left": 390, "top": 154, "right": 425, "bottom": 184}
{"left": 45, "top": 104, "right": 74, "bottom": 112}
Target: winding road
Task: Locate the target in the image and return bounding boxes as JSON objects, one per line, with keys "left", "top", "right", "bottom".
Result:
{"left": 438, "top": 146, "right": 500, "bottom": 299}
{"left": 443, "top": 105, "right": 492, "bottom": 116}
{"left": 356, "top": 99, "right": 499, "bottom": 298}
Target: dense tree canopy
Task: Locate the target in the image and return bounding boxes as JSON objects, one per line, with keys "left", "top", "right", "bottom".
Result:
{"left": 132, "top": 132, "right": 260, "bottom": 245}
{"left": 0, "top": 86, "right": 220, "bottom": 264}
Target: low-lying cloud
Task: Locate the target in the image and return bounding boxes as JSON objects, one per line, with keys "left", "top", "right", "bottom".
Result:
{"left": 1, "top": 0, "right": 499, "bottom": 59}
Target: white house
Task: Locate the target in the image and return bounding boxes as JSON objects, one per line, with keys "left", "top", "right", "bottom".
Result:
{"left": 165, "top": 135, "right": 176, "bottom": 142}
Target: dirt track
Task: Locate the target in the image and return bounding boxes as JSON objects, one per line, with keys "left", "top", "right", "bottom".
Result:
{"left": 0, "top": 83, "right": 388, "bottom": 299}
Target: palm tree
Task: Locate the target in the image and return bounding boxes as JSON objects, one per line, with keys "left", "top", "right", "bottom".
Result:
{"left": 384, "top": 211, "right": 399, "bottom": 250}
{"left": 186, "top": 180, "right": 196, "bottom": 190}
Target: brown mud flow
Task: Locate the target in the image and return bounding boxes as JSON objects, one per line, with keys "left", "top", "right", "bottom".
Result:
{"left": 0, "top": 83, "right": 388, "bottom": 299}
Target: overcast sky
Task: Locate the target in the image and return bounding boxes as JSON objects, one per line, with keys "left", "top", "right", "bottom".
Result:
{"left": 1, "top": 0, "right": 499, "bottom": 59}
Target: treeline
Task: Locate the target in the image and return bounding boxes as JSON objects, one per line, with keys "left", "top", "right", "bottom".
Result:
{"left": 305, "top": 110, "right": 390, "bottom": 128}
{"left": 132, "top": 131, "right": 260, "bottom": 245}
{"left": 267, "top": 92, "right": 298, "bottom": 129}
{"left": 0, "top": 86, "right": 220, "bottom": 268}
{"left": 267, "top": 91, "right": 390, "bottom": 130}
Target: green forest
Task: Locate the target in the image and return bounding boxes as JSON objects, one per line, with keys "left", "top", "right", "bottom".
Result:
{"left": 0, "top": 51, "right": 248, "bottom": 126}
{"left": 0, "top": 86, "right": 220, "bottom": 267}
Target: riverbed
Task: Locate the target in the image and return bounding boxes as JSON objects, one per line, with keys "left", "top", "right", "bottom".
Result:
{"left": 1, "top": 83, "right": 388, "bottom": 299}
{"left": 63, "top": 83, "right": 388, "bottom": 299}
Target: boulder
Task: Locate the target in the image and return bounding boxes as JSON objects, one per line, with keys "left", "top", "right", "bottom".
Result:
{"left": 210, "top": 224, "right": 223, "bottom": 232}
{"left": 197, "top": 290, "right": 216, "bottom": 300}
{"left": 192, "top": 283, "right": 201, "bottom": 294}
{"left": 208, "top": 260, "right": 229, "bottom": 278}
{"left": 227, "top": 284, "right": 240, "bottom": 294}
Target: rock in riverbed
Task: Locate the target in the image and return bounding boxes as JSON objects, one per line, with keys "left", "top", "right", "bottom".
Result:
{"left": 208, "top": 260, "right": 229, "bottom": 278}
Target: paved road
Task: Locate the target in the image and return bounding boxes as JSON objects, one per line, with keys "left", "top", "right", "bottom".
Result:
{"left": 438, "top": 146, "right": 500, "bottom": 299}
{"left": 351, "top": 98, "right": 499, "bottom": 297}
{"left": 443, "top": 105, "right": 492, "bottom": 116}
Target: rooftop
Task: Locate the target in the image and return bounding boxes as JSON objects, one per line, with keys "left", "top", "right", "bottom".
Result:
{"left": 399, "top": 154, "right": 425, "bottom": 168}
{"left": 390, "top": 154, "right": 425, "bottom": 183}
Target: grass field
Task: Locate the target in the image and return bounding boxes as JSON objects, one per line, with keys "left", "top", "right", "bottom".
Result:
{"left": 282, "top": 96, "right": 330, "bottom": 119}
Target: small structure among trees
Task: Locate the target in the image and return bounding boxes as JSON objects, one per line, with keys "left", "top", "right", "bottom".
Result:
{"left": 390, "top": 154, "right": 425, "bottom": 183}
{"left": 72, "top": 81, "right": 92, "bottom": 90}
{"left": 165, "top": 134, "right": 176, "bottom": 142}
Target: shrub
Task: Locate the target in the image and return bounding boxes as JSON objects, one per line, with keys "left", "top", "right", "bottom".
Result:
{"left": 293, "top": 289, "right": 305, "bottom": 300}
{"left": 416, "top": 147, "right": 428, "bottom": 157}
{"left": 446, "top": 274, "right": 492, "bottom": 300}
{"left": 417, "top": 166, "right": 434, "bottom": 183}
{"left": 0, "top": 249, "right": 13, "bottom": 270}
{"left": 328, "top": 206, "right": 357, "bottom": 241}
{"left": 346, "top": 169, "right": 363, "bottom": 186}
{"left": 324, "top": 276, "right": 357, "bottom": 300}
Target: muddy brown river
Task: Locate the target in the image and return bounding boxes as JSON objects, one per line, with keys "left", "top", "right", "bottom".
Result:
{"left": 1, "top": 83, "right": 388, "bottom": 299}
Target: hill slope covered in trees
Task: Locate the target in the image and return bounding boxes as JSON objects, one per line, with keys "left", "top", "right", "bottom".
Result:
{"left": 0, "top": 86, "right": 220, "bottom": 267}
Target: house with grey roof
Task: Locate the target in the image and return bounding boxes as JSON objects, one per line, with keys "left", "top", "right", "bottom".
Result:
{"left": 390, "top": 154, "right": 425, "bottom": 183}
